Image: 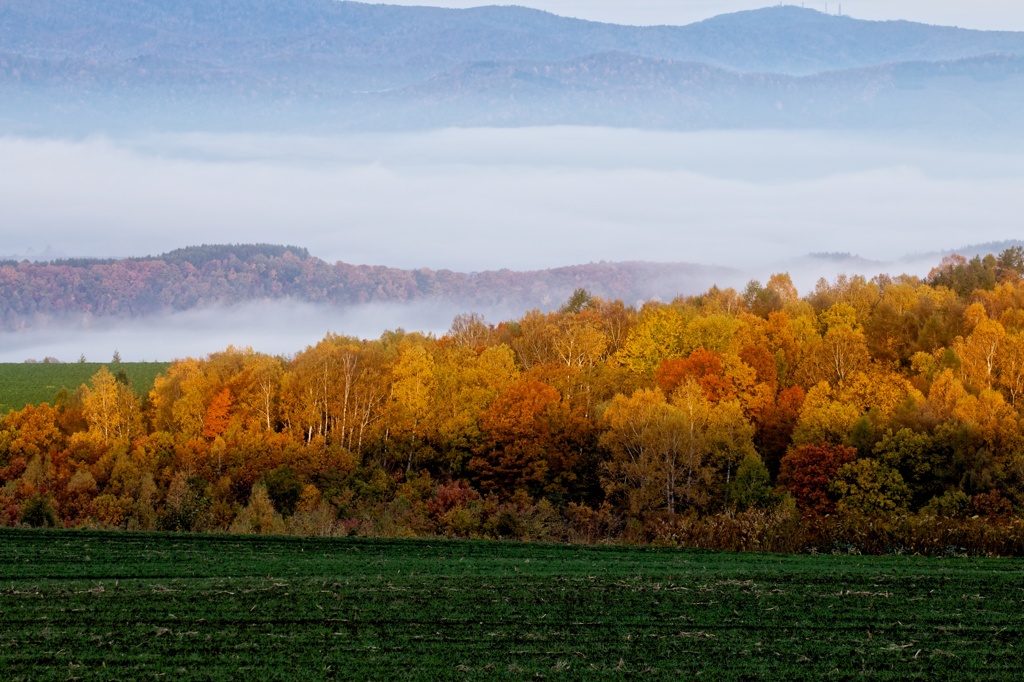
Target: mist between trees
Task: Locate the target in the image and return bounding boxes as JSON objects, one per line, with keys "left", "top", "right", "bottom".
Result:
{"left": 4, "top": 248, "right": 1024, "bottom": 555}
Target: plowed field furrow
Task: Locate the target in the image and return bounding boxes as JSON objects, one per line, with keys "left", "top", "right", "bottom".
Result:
{"left": 2, "top": 528, "right": 1023, "bottom": 679}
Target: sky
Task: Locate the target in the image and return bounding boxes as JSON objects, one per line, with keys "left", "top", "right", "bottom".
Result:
{"left": 371, "top": 0, "right": 1024, "bottom": 31}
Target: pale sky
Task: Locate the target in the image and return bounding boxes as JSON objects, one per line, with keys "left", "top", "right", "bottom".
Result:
{"left": 372, "top": 1, "right": 1024, "bottom": 31}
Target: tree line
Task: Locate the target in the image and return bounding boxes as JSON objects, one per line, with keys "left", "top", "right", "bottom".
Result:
{"left": 3, "top": 248, "right": 1024, "bottom": 554}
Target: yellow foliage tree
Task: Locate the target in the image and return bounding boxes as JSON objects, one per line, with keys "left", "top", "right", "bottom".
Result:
{"left": 615, "top": 305, "right": 688, "bottom": 375}
{"left": 996, "top": 331, "right": 1024, "bottom": 408}
{"left": 837, "top": 368, "right": 923, "bottom": 419}
{"left": 954, "top": 303, "right": 1005, "bottom": 391}
{"left": 388, "top": 343, "right": 438, "bottom": 471}
{"left": 791, "top": 381, "right": 862, "bottom": 447}
{"left": 82, "top": 367, "right": 143, "bottom": 445}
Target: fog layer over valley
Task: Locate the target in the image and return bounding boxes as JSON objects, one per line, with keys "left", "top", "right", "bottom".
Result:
{"left": 4, "top": 128, "right": 1021, "bottom": 272}
{"left": 2, "top": 127, "right": 1021, "bottom": 362}
{"left": 0, "top": 300, "right": 522, "bottom": 363}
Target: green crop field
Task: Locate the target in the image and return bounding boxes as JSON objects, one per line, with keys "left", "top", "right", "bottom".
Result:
{"left": 1, "top": 530, "right": 1022, "bottom": 680}
{"left": 0, "top": 363, "right": 170, "bottom": 413}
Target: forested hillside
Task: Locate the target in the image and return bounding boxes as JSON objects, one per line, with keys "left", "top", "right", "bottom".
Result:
{"left": 3, "top": 248, "right": 1024, "bottom": 553}
{"left": 3, "top": 1, "right": 1023, "bottom": 132}
{"left": 8, "top": 1, "right": 1023, "bottom": 76}
{"left": 0, "top": 244, "right": 730, "bottom": 330}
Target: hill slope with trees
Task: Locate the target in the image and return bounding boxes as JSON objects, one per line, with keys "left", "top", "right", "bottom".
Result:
{"left": 0, "top": 244, "right": 732, "bottom": 330}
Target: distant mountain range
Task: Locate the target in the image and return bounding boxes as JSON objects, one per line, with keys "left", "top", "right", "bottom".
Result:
{"left": 1, "top": 1, "right": 1022, "bottom": 133}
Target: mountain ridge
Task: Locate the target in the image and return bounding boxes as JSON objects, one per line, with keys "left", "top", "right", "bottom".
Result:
{"left": 5, "top": 241, "right": 1022, "bottom": 332}
{"left": 4, "top": 3, "right": 1023, "bottom": 74}
{"left": 2, "top": 1, "right": 1023, "bottom": 133}
{"left": 0, "top": 245, "right": 736, "bottom": 330}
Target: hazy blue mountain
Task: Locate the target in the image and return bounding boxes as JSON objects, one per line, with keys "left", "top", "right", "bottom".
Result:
{"left": 1, "top": 1, "right": 1022, "bottom": 133}
{"left": 364, "top": 52, "right": 1024, "bottom": 130}
{"left": 6, "top": 51, "right": 1020, "bottom": 133}
{"left": 4, "top": 1, "right": 1023, "bottom": 75}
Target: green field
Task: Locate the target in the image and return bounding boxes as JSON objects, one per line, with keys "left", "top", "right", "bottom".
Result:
{"left": 1, "top": 530, "right": 1022, "bottom": 679}
{"left": 0, "top": 363, "right": 170, "bottom": 413}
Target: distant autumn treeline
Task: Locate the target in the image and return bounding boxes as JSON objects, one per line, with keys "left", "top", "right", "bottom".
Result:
{"left": 3, "top": 247, "right": 1024, "bottom": 554}
{"left": 0, "top": 244, "right": 727, "bottom": 329}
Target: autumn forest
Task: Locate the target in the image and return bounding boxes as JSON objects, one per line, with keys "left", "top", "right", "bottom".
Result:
{"left": 4, "top": 248, "right": 1024, "bottom": 555}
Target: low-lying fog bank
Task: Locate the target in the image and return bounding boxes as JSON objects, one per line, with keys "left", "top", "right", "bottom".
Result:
{"left": 0, "top": 300, "right": 525, "bottom": 364}
{"left": 3, "top": 128, "right": 1021, "bottom": 271}
{"left": 2, "top": 126, "right": 1019, "bottom": 362}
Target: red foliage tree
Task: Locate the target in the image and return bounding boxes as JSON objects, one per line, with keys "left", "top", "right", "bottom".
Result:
{"left": 753, "top": 385, "right": 805, "bottom": 477}
{"left": 778, "top": 443, "right": 857, "bottom": 515}
{"left": 426, "top": 479, "right": 482, "bottom": 518}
